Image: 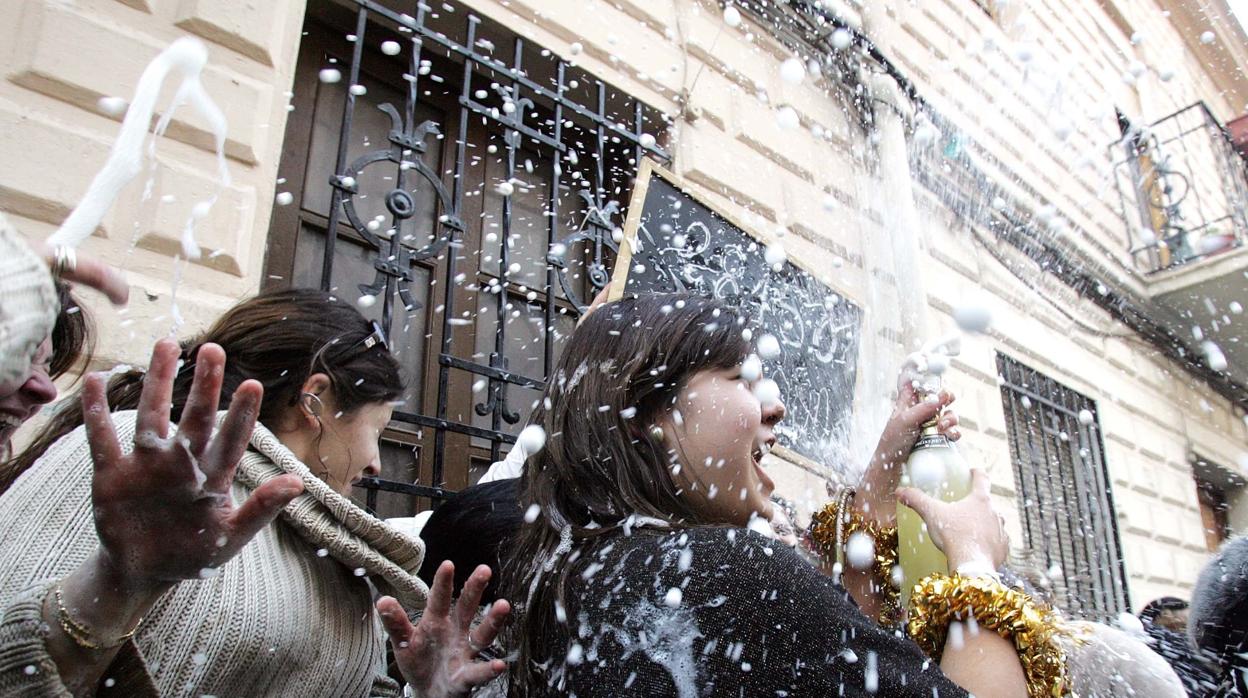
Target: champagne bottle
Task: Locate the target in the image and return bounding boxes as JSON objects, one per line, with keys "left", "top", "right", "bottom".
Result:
{"left": 896, "top": 394, "right": 972, "bottom": 608}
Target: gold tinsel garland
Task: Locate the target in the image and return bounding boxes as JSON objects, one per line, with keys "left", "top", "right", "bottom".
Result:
{"left": 907, "top": 573, "right": 1069, "bottom": 698}
{"left": 808, "top": 492, "right": 903, "bottom": 626}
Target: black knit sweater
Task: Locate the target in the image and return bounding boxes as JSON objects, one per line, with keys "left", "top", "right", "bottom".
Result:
{"left": 528, "top": 526, "right": 970, "bottom": 697}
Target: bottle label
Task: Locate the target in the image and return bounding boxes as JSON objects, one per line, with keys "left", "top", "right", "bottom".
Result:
{"left": 912, "top": 433, "right": 950, "bottom": 451}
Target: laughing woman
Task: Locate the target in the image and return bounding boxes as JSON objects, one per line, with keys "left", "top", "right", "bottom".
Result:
{"left": 503, "top": 294, "right": 1066, "bottom": 697}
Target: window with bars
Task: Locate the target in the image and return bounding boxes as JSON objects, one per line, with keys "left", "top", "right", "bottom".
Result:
{"left": 996, "top": 354, "right": 1129, "bottom": 620}
{"left": 263, "top": 0, "right": 669, "bottom": 518}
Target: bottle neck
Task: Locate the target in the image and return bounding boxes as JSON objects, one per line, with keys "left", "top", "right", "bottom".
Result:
{"left": 919, "top": 417, "right": 941, "bottom": 438}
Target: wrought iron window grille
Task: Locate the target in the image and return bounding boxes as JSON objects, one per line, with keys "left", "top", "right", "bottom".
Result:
{"left": 282, "top": 0, "right": 671, "bottom": 513}
{"left": 997, "top": 353, "right": 1129, "bottom": 621}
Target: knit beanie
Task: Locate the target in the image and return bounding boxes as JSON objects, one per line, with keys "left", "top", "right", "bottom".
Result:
{"left": 0, "top": 212, "right": 58, "bottom": 387}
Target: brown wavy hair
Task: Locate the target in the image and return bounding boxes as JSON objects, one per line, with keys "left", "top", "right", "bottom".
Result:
{"left": 49, "top": 283, "right": 93, "bottom": 380}
{"left": 501, "top": 294, "right": 752, "bottom": 694}
{"left": 1, "top": 288, "right": 402, "bottom": 493}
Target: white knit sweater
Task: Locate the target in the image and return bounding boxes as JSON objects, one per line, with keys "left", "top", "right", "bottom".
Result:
{"left": 0, "top": 411, "right": 427, "bottom": 697}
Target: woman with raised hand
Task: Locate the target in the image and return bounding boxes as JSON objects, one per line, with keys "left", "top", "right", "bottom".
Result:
{"left": 0, "top": 289, "right": 506, "bottom": 697}
{"left": 503, "top": 294, "right": 1066, "bottom": 697}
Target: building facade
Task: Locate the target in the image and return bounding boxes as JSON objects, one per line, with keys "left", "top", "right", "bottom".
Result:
{"left": 3, "top": 0, "right": 1248, "bottom": 617}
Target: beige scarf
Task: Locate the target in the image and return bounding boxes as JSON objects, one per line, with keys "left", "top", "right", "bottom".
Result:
{"left": 233, "top": 421, "right": 430, "bottom": 610}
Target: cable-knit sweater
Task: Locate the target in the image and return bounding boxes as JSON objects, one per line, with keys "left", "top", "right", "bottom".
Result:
{"left": 0, "top": 411, "right": 427, "bottom": 697}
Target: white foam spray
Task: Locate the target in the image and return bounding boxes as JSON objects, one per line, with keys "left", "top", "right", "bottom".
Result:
{"left": 47, "top": 37, "right": 230, "bottom": 261}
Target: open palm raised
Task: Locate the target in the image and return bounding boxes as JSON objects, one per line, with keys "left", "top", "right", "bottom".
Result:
{"left": 83, "top": 339, "right": 303, "bottom": 586}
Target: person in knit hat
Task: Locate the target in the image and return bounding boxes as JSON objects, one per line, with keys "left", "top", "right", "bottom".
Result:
{"left": 0, "top": 213, "right": 59, "bottom": 391}
{"left": 0, "top": 212, "right": 126, "bottom": 463}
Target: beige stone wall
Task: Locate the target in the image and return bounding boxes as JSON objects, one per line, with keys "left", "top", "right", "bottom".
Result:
{"left": 0, "top": 0, "right": 306, "bottom": 369}
{"left": 3, "top": 0, "right": 1245, "bottom": 611}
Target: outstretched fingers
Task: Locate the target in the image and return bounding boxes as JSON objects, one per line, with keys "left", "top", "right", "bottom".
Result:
{"left": 425, "top": 560, "right": 455, "bottom": 622}
{"left": 177, "top": 344, "right": 225, "bottom": 456}
{"left": 135, "top": 339, "right": 180, "bottom": 441}
{"left": 203, "top": 379, "right": 263, "bottom": 491}
{"left": 468, "top": 598, "right": 511, "bottom": 658}
{"left": 377, "top": 595, "right": 417, "bottom": 648}
{"left": 970, "top": 467, "right": 991, "bottom": 498}
{"left": 81, "top": 373, "right": 122, "bottom": 474}
{"left": 455, "top": 564, "right": 492, "bottom": 633}
{"left": 448, "top": 657, "right": 508, "bottom": 691}
{"left": 224, "top": 474, "right": 302, "bottom": 550}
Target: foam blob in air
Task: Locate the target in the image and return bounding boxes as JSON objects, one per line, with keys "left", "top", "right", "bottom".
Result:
{"left": 1203, "top": 341, "right": 1228, "bottom": 372}
{"left": 740, "top": 354, "right": 763, "bottom": 383}
{"left": 753, "top": 378, "right": 781, "bottom": 407}
{"left": 663, "top": 587, "right": 683, "bottom": 607}
{"left": 776, "top": 106, "right": 800, "bottom": 130}
{"left": 756, "top": 334, "right": 781, "bottom": 360}
{"left": 830, "top": 28, "right": 853, "bottom": 50}
{"left": 764, "top": 242, "right": 787, "bottom": 270}
{"left": 953, "top": 302, "right": 993, "bottom": 334}
{"left": 780, "top": 57, "right": 806, "bottom": 85}
{"left": 845, "top": 532, "right": 875, "bottom": 570}
{"left": 97, "top": 96, "right": 127, "bottom": 116}
{"left": 517, "top": 424, "right": 547, "bottom": 455}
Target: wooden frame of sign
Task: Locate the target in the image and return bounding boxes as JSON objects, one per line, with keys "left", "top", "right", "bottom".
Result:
{"left": 608, "top": 157, "right": 863, "bottom": 473}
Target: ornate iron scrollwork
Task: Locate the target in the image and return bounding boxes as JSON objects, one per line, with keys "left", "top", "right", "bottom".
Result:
{"left": 550, "top": 189, "right": 621, "bottom": 312}
{"left": 330, "top": 104, "right": 465, "bottom": 310}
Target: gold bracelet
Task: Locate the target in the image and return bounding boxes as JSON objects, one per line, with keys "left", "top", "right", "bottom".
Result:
{"left": 808, "top": 490, "right": 903, "bottom": 626}
{"left": 808, "top": 488, "right": 851, "bottom": 561}
{"left": 907, "top": 573, "right": 1068, "bottom": 698}
{"left": 53, "top": 584, "right": 141, "bottom": 651}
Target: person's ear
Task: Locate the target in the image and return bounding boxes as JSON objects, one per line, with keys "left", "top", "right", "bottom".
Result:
{"left": 298, "top": 373, "right": 332, "bottom": 426}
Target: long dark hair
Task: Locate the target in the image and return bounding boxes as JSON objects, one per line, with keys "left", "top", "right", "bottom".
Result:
{"left": 1, "top": 288, "right": 402, "bottom": 493}
{"left": 501, "top": 294, "right": 752, "bottom": 694}
{"left": 50, "top": 283, "right": 93, "bottom": 380}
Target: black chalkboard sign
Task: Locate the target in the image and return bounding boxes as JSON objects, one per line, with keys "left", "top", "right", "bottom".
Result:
{"left": 610, "top": 160, "right": 861, "bottom": 466}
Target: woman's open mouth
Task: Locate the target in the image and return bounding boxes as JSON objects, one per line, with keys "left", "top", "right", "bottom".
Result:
{"left": 751, "top": 442, "right": 776, "bottom": 492}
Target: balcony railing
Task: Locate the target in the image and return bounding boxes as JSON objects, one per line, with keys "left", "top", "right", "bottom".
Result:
{"left": 1111, "top": 102, "right": 1248, "bottom": 274}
